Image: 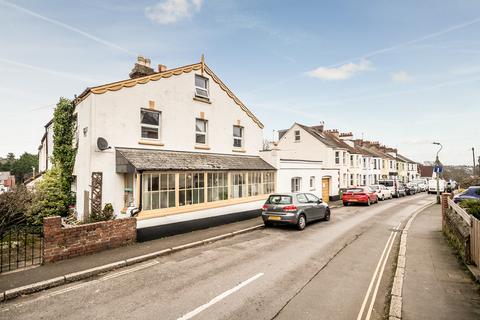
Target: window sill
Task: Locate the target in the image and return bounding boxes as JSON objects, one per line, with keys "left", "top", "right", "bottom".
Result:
{"left": 232, "top": 148, "right": 246, "bottom": 153}
{"left": 139, "top": 140, "right": 164, "bottom": 147}
{"left": 193, "top": 96, "right": 211, "bottom": 104}
{"left": 195, "top": 145, "right": 210, "bottom": 150}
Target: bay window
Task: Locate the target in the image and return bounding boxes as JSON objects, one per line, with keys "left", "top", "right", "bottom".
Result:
{"left": 207, "top": 172, "right": 228, "bottom": 202}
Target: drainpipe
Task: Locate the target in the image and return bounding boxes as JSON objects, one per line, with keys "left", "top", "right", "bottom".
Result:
{"left": 138, "top": 171, "right": 143, "bottom": 212}
{"left": 45, "top": 126, "right": 49, "bottom": 170}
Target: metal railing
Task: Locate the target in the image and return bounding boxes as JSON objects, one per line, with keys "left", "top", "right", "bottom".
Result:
{"left": 0, "top": 225, "right": 43, "bottom": 273}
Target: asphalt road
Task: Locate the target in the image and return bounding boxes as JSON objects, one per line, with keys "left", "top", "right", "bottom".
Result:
{"left": 1, "top": 193, "right": 434, "bottom": 320}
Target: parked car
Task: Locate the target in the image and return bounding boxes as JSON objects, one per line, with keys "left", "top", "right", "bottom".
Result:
{"left": 342, "top": 187, "right": 378, "bottom": 206}
{"left": 261, "top": 193, "right": 330, "bottom": 230}
{"left": 428, "top": 179, "right": 445, "bottom": 194}
{"left": 453, "top": 186, "right": 480, "bottom": 203}
{"left": 378, "top": 179, "right": 406, "bottom": 198}
{"left": 405, "top": 183, "right": 417, "bottom": 195}
{"left": 370, "top": 184, "right": 392, "bottom": 200}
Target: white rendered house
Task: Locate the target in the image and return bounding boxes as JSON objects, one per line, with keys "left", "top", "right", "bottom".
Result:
{"left": 261, "top": 123, "right": 340, "bottom": 201}
{"left": 59, "top": 57, "right": 276, "bottom": 220}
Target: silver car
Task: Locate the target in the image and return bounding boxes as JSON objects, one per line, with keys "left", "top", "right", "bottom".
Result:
{"left": 261, "top": 193, "right": 330, "bottom": 230}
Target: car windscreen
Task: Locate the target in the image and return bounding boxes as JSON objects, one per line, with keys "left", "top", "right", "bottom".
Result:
{"left": 267, "top": 195, "right": 293, "bottom": 204}
{"left": 370, "top": 185, "right": 380, "bottom": 190}
{"left": 347, "top": 188, "right": 364, "bottom": 193}
{"left": 379, "top": 181, "right": 393, "bottom": 187}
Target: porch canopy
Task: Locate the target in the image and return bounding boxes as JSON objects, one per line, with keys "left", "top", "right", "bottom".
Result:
{"left": 116, "top": 147, "right": 275, "bottom": 173}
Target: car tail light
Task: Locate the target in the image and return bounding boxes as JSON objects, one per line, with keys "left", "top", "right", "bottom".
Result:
{"left": 262, "top": 204, "right": 269, "bottom": 211}
{"left": 283, "top": 205, "right": 298, "bottom": 212}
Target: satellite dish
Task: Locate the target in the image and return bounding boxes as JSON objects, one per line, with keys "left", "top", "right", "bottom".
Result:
{"left": 97, "top": 137, "right": 110, "bottom": 151}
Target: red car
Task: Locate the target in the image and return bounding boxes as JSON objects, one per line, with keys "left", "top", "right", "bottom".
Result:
{"left": 342, "top": 187, "right": 378, "bottom": 206}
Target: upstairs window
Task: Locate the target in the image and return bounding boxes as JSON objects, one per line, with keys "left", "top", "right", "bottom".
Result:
{"left": 195, "top": 75, "right": 209, "bottom": 99}
{"left": 233, "top": 125, "right": 244, "bottom": 148}
{"left": 141, "top": 109, "right": 160, "bottom": 140}
{"left": 335, "top": 151, "right": 340, "bottom": 164}
{"left": 195, "top": 118, "right": 208, "bottom": 145}
{"left": 294, "top": 130, "right": 301, "bottom": 141}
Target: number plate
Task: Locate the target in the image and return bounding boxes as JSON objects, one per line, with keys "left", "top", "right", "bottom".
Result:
{"left": 268, "top": 216, "right": 282, "bottom": 221}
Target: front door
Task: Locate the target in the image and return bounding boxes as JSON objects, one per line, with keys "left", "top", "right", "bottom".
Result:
{"left": 322, "top": 177, "right": 330, "bottom": 202}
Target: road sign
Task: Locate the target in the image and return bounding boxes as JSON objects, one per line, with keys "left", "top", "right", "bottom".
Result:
{"left": 434, "top": 165, "right": 443, "bottom": 173}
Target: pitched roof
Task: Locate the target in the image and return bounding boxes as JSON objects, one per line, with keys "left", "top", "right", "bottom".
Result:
{"left": 75, "top": 62, "right": 264, "bottom": 129}
{"left": 116, "top": 148, "right": 275, "bottom": 172}
{"left": 296, "top": 124, "right": 339, "bottom": 148}
{"left": 396, "top": 153, "right": 416, "bottom": 163}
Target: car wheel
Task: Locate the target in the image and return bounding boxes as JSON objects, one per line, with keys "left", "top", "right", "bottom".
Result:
{"left": 366, "top": 199, "right": 371, "bottom": 206}
{"left": 323, "top": 208, "right": 331, "bottom": 221}
{"left": 297, "top": 214, "right": 306, "bottom": 230}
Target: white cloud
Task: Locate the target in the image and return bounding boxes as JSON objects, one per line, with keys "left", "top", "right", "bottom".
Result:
{"left": 306, "top": 59, "right": 373, "bottom": 80}
{"left": 392, "top": 71, "right": 413, "bottom": 83}
{"left": 145, "top": 0, "right": 204, "bottom": 24}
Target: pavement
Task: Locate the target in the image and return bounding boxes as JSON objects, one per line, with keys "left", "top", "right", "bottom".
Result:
{"left": 1, "top": 194, "right": 433, "bottom": 320}
{"left": 402, "top": 204, "right": 480, "bottom": 320}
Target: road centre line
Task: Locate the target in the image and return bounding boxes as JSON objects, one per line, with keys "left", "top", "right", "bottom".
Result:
{"left": 365, "top": 223, "right": 400, "bottom": 320}
{"left": 357, "top": 223, "right": 401, "bottom": 320}
{"left": 177, "top": 272, "right": 264, "bottom": 320}
{"left": 1, "top": 260, "right": 160, "bottom": 313}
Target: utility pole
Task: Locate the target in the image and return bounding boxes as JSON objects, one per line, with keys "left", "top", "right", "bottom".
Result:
{"left": 433, "top": 142, "right": 443, "bottom": 204}
{"left": 473, "top": 147, "right": 476, "bottom": 176}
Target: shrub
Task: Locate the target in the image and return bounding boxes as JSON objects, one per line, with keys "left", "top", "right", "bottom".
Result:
{"left": 459, "top": 199, "right": 480, "bottom": 220}
{"left": 0, "top": 186, "right": 33, "bottom": 233}
{"left": 89, "top": 203, "right": 115, "bottom": 223}
{"left": 27, "top": 166, "right": 70, "bottom": 225}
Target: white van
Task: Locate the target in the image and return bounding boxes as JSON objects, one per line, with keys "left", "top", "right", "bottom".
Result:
{"left": 428, "top": 179, "right": 445, "bottom": 194}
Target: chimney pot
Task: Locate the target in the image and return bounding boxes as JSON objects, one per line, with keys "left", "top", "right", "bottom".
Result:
{"left": 158, "top": 64, "right": 167, "bottom": 72}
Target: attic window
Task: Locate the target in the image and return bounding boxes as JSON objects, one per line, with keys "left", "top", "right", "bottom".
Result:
{"left": 195, "top": 75, "right": 209, "bottom": 99}
{"left": 294, "top": 130, "right": 300, "bottom": 141}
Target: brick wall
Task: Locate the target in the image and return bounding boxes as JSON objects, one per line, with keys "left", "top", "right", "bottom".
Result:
{"left": 43, "top": 216, "right": 136, "bottom": 263}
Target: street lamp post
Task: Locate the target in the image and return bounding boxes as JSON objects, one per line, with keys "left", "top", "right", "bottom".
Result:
{"left": 433, "top": 142, "right": 443, "bottom": 204}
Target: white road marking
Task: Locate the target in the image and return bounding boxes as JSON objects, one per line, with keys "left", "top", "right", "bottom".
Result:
{"left": 177, "top": 272, "right": 264, "bottom": 320}
{"left": 1, "top": 260, "right": 160, "bottom": 313}
{"left": 365, "top": 224, "right": 400, "bottom": 320}
{"left": 357, "top": 223, "right": 401, "bottom": 320}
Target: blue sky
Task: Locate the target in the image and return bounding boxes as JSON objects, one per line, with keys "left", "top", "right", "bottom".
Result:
{"left": 1, "top": 0, "right": 479, "bottom": 165}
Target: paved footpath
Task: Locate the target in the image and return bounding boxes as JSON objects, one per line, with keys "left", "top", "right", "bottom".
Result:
{"left": 403, "top": 205, "right": 480, "bottom": 320}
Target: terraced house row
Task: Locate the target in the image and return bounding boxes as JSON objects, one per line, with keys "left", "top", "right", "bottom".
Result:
{"left": 33, "top": 57, "right": 419, "bottom": 224}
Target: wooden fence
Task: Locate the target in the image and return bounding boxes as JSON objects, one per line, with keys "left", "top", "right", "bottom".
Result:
{"left": 447, "top": 197, "right": 480, "bottom": 267}
{"left": 471, "top": 216, "right": 480, "bottom": 267}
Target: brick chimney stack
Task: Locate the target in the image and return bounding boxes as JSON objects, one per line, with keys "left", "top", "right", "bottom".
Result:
{"left": 129, "top": 56, "right": 155, "bottom": 79}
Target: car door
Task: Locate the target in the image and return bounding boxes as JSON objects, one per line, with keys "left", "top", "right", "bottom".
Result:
{"left": 306, "top": 193, "right": 324, "bottom": 219}
{"left": 296, "top": 193, "right": 312, "bottom": 220}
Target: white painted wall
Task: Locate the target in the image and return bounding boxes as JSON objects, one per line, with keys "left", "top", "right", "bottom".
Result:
{"left": 38, "top": 122, "right": 53, "bottom": 173}
{"left": 73, "top": 68, "right": 264, "bottom": 219}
